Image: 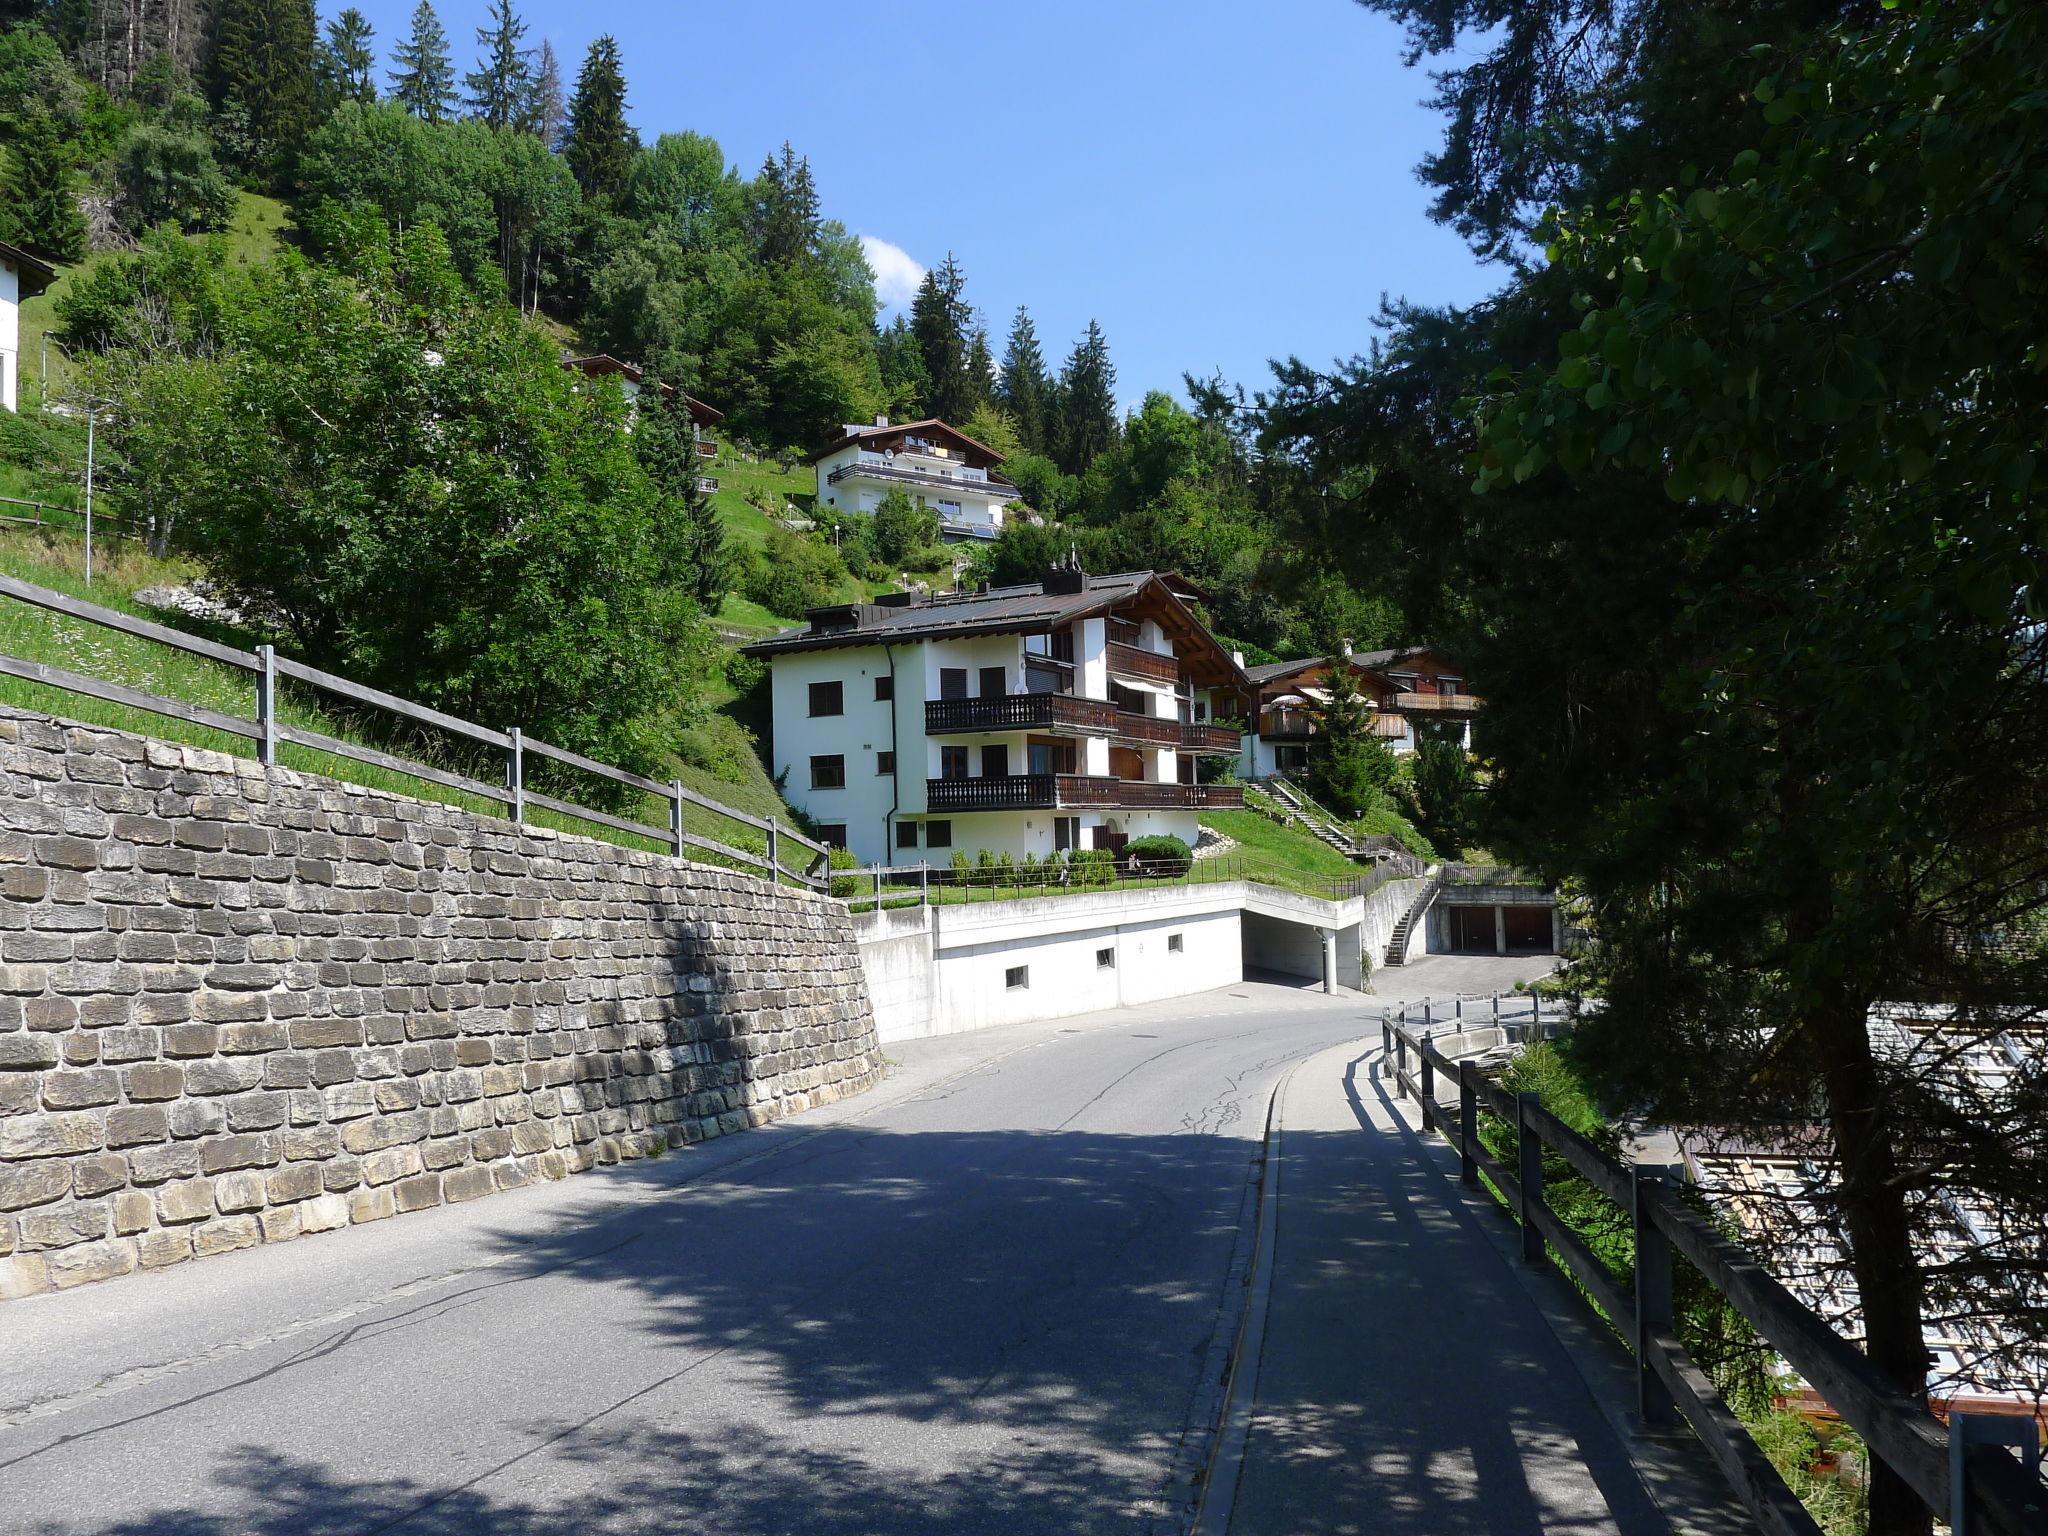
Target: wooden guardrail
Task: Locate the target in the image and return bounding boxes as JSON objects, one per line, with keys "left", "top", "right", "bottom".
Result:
{"left": 0, "top": 575, "right": 829, "bottom": 891}
{"left": 1382, "top": 1014, "right": 2048, "bottom": 1536}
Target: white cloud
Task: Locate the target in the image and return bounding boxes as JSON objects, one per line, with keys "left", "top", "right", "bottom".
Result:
{"left": 860, "top": 235, "right": 926, "bottom": 312}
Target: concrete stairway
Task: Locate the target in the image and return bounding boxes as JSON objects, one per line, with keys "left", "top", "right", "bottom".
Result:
{"left": 1265, "top": 776, "right": 1373, "bottom": 861}
{"left": 1383, "top": 873, "right": 1444, "bottom": 967}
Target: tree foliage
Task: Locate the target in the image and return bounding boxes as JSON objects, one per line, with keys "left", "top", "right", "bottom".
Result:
{"left": 389, "top": 0, "right": 455, "bottom": 124}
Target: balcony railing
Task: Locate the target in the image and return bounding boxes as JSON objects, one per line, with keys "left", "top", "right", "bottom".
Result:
{"left": 1257, "top": 708, "right": 1317, "bottom": 739}
{"left": 1393, "top": 690, "right": 1482, "bottom": 715}
{"left": 827, "top": 460, "right": 1021, "bottom": 500}
{"left": 925, "top": 775, "right": 1244, "bottom": 813}
{"left": 1106, "top": 640, "right": 1179, "bottom": 685}
{"left": 925, "top": 696, "right": 1242, "bottom": 755}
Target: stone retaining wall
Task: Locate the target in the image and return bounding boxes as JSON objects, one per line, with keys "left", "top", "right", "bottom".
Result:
{"left": 0, "top": 707, "right": 883, "bottom": 1298}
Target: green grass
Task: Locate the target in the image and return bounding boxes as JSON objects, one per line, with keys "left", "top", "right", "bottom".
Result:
{"left": 0, "top": 528, "right": 806, "bottom": 874}
{"left": 16, "top": 192, "right": 293, "bottom": 408}
{"left": 1205, "top": 801, "right": 1379, "bottom": 881}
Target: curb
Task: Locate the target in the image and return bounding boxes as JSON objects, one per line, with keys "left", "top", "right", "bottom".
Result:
{"left": 1187, "top": 1056, "right": 1297, "bottom": 1536}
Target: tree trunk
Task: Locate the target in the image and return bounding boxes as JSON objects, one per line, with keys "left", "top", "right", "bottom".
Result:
{"left": 1815, "top": 989, "right": 1931, "bottom": 1536}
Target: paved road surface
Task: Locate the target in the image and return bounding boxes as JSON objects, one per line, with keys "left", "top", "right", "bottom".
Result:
{"left": 0, "top": 960, "right": 1545, "bottom": 1535}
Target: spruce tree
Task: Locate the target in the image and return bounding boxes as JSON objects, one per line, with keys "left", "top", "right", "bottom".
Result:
{"left": 390, "top": 0, "right": 457, "bottom": 124}
{"left": 1054, "top": 319, "right": 1119, "bottom": 474}
{"left": 997, "top": 305, "right": 1050, "bottom": 452}
{"left": 317, "top": 8, "right": 378, "bottom": 106}
{"left": 910, "top": 253, "right": 972, "bottom": 422}
{"left": 564, "top": 35, "right": 635, "bottom": 205}
{"left": 635, "top": 380, "right": 730, "bottom": 611}
{"left": 463, "top": 0, "right": 529, "bottom": 131}
{"left": 965, "top": 325, "right": 994, "bottom": 415}
{"left": 754, "top": 142, "right": 818, "bottom": 266}
{"left": 0, "top": 107, "right": 87, "bottom": 263}
{"left": 208, "top": 0, "right": 318, "bottom": 182}
{"left": 523, "top": 39, "right": 566, "bottom": 148}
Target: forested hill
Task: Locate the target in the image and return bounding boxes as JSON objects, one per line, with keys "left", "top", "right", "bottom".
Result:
{"left": 0, "top": 0, "right": 1397, "bottom": 668}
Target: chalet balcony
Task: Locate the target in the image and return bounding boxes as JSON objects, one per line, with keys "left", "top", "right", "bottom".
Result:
{"left": 1257, "top": 707, "right": 1316, "bottom": 740}
{"left": 827, "top": 460, "right": 1022, "bottom": 500}
{"left": 1393, "top": 690, "right": 1482, "bottom": 716}
{"left": 1105, "top": 640, "right": 1179, "bottom": 685}
{"left": 924, "top": 696, "right": 1241, "bottom": 755}
{"left": 925, "top": 775, "right": 1244, "bottom": 814}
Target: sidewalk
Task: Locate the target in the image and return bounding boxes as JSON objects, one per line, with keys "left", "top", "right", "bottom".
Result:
{"left": 1220, "top": 1034, "right": 1746, "bottom": 1536}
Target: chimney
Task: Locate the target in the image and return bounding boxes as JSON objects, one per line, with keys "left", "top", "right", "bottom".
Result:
{"left": 1340, "top": 637, "right": 1354, "bottom": 658}
{"left": 1041, "top": 544, "right": 1087, "bottom": 596}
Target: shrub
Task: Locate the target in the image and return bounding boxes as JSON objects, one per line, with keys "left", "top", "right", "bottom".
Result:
{"left": 1123, "top": 833, "right": 1193, "bottom": 875}
{"left": 826, "top": 845, "right": 861, "bottom": 899}
{"left": 1070, "top": 847, "right": 1116, "bottom": 884}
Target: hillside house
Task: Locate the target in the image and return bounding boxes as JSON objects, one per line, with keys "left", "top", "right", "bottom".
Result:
{"left": 0, "top": 240, "right": 57, "bottom": 414}
{"left": 741, "top": 563, "right": 1249, "bottom": 865}
{"left": 562, "top": 355, "right": 723, "bottom": 453}
{"left": 1240, "top": 645, "right": 1478, "bottom": 778}
{"left": 809, "top": 416, "right": 1020, "bottom": 542}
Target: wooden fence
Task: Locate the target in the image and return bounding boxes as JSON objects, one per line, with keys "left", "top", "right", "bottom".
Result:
{"left": 1382, "top": 1013, "right": 2047, "bottom": 1536}
{"left": 0, "top": 574, "right": 829, "bottom": 891}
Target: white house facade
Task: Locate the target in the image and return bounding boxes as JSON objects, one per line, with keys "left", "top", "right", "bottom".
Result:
{"left": 809, "top": 416, "right": 1021, "bottom": 542}
{"left": 743, "top": 566, "right": 1250, "bottom": 867}
{"left": 0, "top": 241, "right": 58, "bottom": 414}
{"left": 1238, "top": 647, "right": 1479, "bottom": 779}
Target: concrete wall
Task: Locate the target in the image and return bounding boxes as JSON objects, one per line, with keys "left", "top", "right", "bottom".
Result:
{"left": 1361, "top": 875, "right": 1428, "bottom": 968}
{"left": 1241, "top": 910, "right": 1327, "bottom": 985}
{"left": 854, "top": 883, "right": 1243, "bottom": 1041}
{"left": 0, "top": 709, "right": 883, "bottom": 1298}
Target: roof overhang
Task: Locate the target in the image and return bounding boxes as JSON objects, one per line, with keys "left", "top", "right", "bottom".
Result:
{"left": 0, "top": 240, "right": 58, "bottom": 300}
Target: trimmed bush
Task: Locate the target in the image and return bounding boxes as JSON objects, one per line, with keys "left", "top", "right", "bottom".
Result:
{"left": 1122, "top": 833, "right": 1193, "bottom": 875}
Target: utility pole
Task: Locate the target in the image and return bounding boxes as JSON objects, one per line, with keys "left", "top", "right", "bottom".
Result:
{"left": 82, "top": 408, "right": 96, "bottom": 588}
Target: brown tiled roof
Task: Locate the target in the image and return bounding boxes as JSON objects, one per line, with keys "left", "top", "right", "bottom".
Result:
{"left": 804, "top": 418, "right": 1005, "bottom": 468}
{"left": 1242, "top": 648, "right": 1421, "bottom": 686}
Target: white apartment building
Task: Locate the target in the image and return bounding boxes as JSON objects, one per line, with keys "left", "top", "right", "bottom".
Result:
{"left": 743, "top": 565, "right": 1250, "bottom": 866}
{"left": 1, "top": 240, "right": 58, "bottom": 414}
{"left": 809, "top": 416, "right": 1021, "bottom": 542}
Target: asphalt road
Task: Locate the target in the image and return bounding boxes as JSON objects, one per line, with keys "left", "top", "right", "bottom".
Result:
{"left": 0, "top": 972, "right": 1502, "bottom": 1536}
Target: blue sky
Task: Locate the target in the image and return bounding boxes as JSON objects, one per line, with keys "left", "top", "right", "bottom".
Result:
{"left": 326, "top": 0, "right": 1498, "bottom": 405}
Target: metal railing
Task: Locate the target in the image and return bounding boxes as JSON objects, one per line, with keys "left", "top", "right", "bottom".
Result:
{"left": 827, "top": 459, "right": 1020, "bottom": 498}
{"left": 1382, "top": 1011, "right": 2048, "bottom": 1536}
{"left": 0, "top": 575, "right": 829, "bottom": 890}
{"left": 831, "top": 848, "right": 1416, "bottom": 911}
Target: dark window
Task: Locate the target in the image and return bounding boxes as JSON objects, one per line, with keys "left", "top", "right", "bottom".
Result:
{"left": 1110, "top": 682, "right": 1145, "bottom": 714}
{"left": 979, "top": 666, "right": 1006, "bottom": 699}
{"left": 1096, "top": 947, "right": 1115, "bottom": 970}
{"left": 1440, "top": 678, "right": 1462, "bottom": 697}
{"left": 939, "top": 667, "right": 968, "bottom": 700}
{"left": 817, "top": 824, "right": 848, "bottom": 850}
{"left": 1054, "top": 816, "right": 1079, "bottom": 851}
{"left": 876, "top": 751, "right": 894, "bottom": 776}
{"left": 1005, "top": 965, "right": 1029, "bottom": 990}
{"left": 808, "top": 680, "right": 843, "bottom": 717}
{"left": 896, "top": 822, "right": 918, "bottom": 850}
{"left": 810, "top": 754, "right": 845, "bottom": 789}
{"left": 1168, "top": 933, "right": 1184, "bottom": 953}
{"left": 940, "top": 746, "right": 969, "bottom": 779}
{"left": 874, "top": 674, "right": 894, "bottom": 701}
{"left": 980, "top": 744, "right": 1009, "bottom": 778}
{"left": 924, "top": 820, "right": 953, "bottom": 849}
{"left": 1050, "top": 630, "right": 1075, "bottom": 663}
{"left": 1028, "top": 740, "right": 1076, "bottom": 775}
{"left": 1177, "top": 758, "right": 1196, "bottom": 785}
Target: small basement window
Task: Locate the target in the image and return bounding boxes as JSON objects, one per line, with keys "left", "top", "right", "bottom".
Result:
{"left": 1005, "top": 965, "right": 1029, "bottom": 991}
{"left": 1167, "top": 933, "right": 1184, "bottom": 953}
{"left": 816, "top": 824, "right": 847, "bottom": 850}
{"left": 876, "top": 750, "right": 895, "bottom": 775}
{"left": 1096, "top": 947, "right": 1115, "bottom": 970}
{"left": 896, "top": 822, "right": 919, "bottom": 850}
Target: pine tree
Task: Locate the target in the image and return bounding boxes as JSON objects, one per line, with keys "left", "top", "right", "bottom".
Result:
{"left": 1054, "top": 319, "right": 1119, "bottom": 473}
{"left": 317, "top": 8, "right": 378, "bottom": 106}
{"left": 390, "top": 0, "right": 457, "bottom": 124}
{"left": 0, "top": 107, "right": 88, "bottom": 263}
{"left": 876, "top": 314, "right": 930, "bottom": 420}
{"left": 998, "top": 305, "right": 1051, "bottom": 454}
{"left": 207, "top": 0, "right": 318, "bottom": 182}
{"left": 523, "top": 39, "right": 566, "bottom": 148}
{"left": 965, "top": 325, "right": 994, "bottom": 415}
{"left": 635, "top": 380, "right": 730, "bottom": 610}
{"left": 754, "top": 142, "right": 819, "bottom": 266}
{"left": 463, "top": 0, "right": 529, "bottom": 130}
{"left": 564, "top": 34, "right": 635, "bottom": 205}
{"left": 911, "top": 253, "right": 973, "bottom": 422}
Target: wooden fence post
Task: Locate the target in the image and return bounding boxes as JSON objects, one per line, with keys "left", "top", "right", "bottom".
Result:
{"left": 1516, "top": 1092, "right": 1544, "bottom": 1264}
{"left": 1458, "top": 1061, "right": 1478, "bottom": 1185}
{"left": 1393, "top": 1030, "right": 1407, "bottom": 1099}
{"left": 767, "top": 818, "right": 780, "bottom": 882}
{"left": 255, "top": 645, "right": 277, "bottom": 768}
{"left": 1419, "top": 1047, "right": 1436, "bottom": 1133}
{"left": 1633, "top": 1165, "right": 1678, "bottom": 1428}
{"left": 506, "top": 728, "right": 524, "bottom": 825}
{"left": 668, "top": 779, "right": 683, "bottom": 857}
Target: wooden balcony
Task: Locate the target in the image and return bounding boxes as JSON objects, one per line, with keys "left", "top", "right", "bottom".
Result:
{"left": 1106, "top": 640, "right": 1179, "bottom": 685}
{"left": 924, "top": 695, "right": 1242, "bottom": 755}
{"left": 1393, "top": 691, "right": 1482, "bottom": 716}
{"left": 925, "top": 775, "right": 1243, "bottom": 813}
{"left": 1257, "top": 707, "right": 1317, "bottom": 740}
